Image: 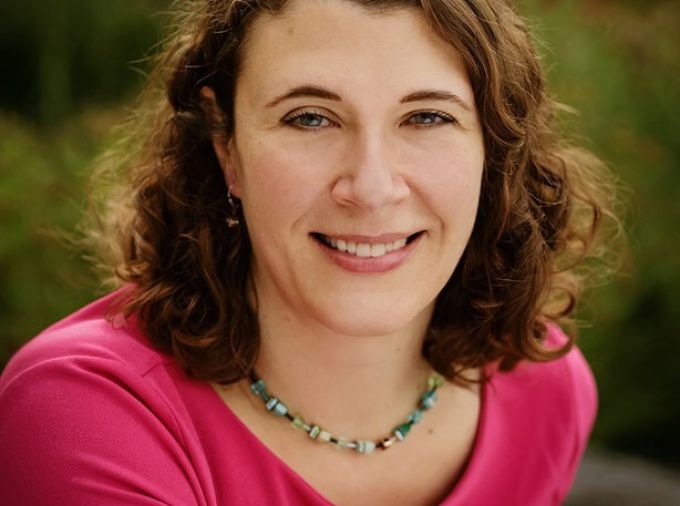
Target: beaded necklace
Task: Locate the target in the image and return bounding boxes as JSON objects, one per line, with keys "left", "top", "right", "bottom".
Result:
{"left": 248, "top": 369, "right": 445, "bottom": 454}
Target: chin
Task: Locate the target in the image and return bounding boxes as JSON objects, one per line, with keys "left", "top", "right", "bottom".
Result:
{"left": 326, "top": 319, "right": 403, "bottom": 338}
{"left": 313, "top": 300, "right": 431, "bottom": 339}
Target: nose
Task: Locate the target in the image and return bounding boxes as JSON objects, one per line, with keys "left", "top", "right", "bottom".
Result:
{"left": 331, "top": 131, "right": 410, "bottom": 210}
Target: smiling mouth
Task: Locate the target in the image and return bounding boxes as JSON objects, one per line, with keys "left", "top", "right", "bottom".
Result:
{"left": 311, "top": 232, "right": 424, "bottom": 258}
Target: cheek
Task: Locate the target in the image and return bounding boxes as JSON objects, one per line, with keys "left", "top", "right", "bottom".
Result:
{"left": 415, "top": 142, "right": 484, "bottom": 223}
{"left": 237, "top": 141, "right": 325, "bottom": 235}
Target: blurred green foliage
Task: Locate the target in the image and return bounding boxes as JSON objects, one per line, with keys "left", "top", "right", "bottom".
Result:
{"left": 0, "top": 0, "right": 168, "bottom": 368}
{"left": 519, "top": 0, "right": 680, "bottom": 468}
{"left": 1, "top": 0, "right": 678, "bottom": 468}
{"left": 0, "top": 0, "right": 166, "bottom": 124}
{"left": 0, "top": 111, "right": 116, "bottom": 348}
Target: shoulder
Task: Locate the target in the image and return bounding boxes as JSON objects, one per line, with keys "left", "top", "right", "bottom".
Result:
{"left": 0, "top": 285, "right": 180, "bottom": 435}
{"left": 470, "top": 324, "right": 598, "bottom": 502}
{"left": 491, "top": 323, "right": 597, "bottom": 427}
{"left": 541, "top": 323, "right": 598, "bottom": 427}
{"left": 0, "top": 287, "right": 200, "bottom": 505}
{"left": 2, "top": 285, "right": 169, "bottom": 383}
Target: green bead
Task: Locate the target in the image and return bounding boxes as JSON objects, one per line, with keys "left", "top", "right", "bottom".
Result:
{"left": 428, "top": 373, "right": 445, "bottom": 389}
{"left": 393, "top": 422, "right": 412, "bottom": 441}
{"left": 309, "top": 425, "right": 322, "bottom": 439}
{"left": 291, "top": 415, "right": 305, "bottom": 430}
{"left": 333, "top": 436, "right": 349, "bottom": 450}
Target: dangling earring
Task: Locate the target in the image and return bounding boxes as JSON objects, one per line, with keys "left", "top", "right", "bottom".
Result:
{"left": 226, "top": 186, "right": 240, "bottom": 228}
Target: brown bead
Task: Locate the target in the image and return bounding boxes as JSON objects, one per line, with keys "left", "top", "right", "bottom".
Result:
{"left": 378, "top": 436, "right": 397, "bottom": 450}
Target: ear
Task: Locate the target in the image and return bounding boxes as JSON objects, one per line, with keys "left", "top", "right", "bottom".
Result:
{"left": 200, "top": 86, "right": 241, "bottom": 196}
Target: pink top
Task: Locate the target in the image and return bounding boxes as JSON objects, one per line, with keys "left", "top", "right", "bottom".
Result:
{"left": 0, "top": 287, "right": 596, "bottom": 505}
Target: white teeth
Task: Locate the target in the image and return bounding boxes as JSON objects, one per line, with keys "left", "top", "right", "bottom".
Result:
{"left": 356, "top": 243, "right": 371, "bottom": 257}
{"left": 371, "top": 243, "right": 386, "bottom": 257}
{"left": 320, "top": 234, "right": 413, "bottom": 258}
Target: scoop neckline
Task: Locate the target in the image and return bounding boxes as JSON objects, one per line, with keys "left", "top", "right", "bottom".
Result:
{"left": 208, "top": 367, "right": 490, "bottom": 505}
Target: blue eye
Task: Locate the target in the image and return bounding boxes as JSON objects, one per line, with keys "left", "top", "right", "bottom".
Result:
{"left": 283, "top": 110, "right": 333, "bottom": 129}
{"left": 406, "top": 111, "right": 456, "bottom": 127}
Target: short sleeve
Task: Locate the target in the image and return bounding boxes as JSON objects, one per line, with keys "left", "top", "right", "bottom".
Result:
{"left": 0, "top": 352, "right": 201, "bottom": 505}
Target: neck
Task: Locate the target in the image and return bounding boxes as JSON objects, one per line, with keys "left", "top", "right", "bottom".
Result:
{"left": 245, "top": 289, "right": 436, "bottom": 440}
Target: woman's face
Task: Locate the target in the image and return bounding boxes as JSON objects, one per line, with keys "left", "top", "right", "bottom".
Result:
{"left": 218, "top": 0, "right": 484, "bottom": 336}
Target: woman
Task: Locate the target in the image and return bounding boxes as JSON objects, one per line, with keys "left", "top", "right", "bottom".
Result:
{"left": 0, "top": 0, "right": 619, "bottom": 504}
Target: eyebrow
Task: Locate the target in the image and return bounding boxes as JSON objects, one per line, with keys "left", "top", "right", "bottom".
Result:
{"left": 265, "top": 85, "right": 472, "bottom": 111}
{"left": 400, "top": 90, "right": 472, "bottom": 112}
{"left": 266, "top": 85, "right": 341, "bottom": 108}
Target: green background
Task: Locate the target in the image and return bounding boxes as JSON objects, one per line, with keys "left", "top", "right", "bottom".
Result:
{"left": 1, "top": 0, "right": 678, "bottom": 469}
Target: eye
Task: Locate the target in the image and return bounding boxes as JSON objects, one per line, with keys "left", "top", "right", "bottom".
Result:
{"left": 282, "top": 109, "right": 335, "bottom": 129}
{"left": 404, "top": 111, "right": 457, "bottom": 127}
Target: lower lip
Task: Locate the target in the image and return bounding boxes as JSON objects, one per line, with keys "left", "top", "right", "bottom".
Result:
{"left": 314, "top": 234, "right": 423, "bottom": 273}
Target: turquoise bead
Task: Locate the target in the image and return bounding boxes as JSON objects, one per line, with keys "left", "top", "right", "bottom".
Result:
{"left": 266, "top": 397, "right": 280, "bottom": 412}
{"left": 420, "top": 390, "right": 437, "bottom": 410}
{"left": 273, "top": 400, "right": 288, "bottom": 416}
{"left": 407, "top": 409, "right": 424, "bottom": 423}
{"left": 250, "top": 379, "right": 266, "bottom": 397}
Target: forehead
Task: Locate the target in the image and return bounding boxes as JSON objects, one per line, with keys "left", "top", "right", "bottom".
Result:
{"left": 237, "top": 0, "right": 473, "bottom": 106}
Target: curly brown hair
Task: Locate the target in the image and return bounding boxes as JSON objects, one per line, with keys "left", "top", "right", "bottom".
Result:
{"left": 77, "top": 0, "right": 621, "bottom": 386}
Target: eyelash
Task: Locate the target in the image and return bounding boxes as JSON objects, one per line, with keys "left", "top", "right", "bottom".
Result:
{"left": 281, "top": 109, "right": 457, "bottom": 130}
{"left": 406, "top": 111, "right": 457, "bottom": 128}
{"left": 283, "top": 109, "right": 335, "bottom": 129}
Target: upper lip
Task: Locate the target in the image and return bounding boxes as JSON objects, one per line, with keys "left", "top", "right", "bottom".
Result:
{"left": 312, "top": 231, "right": 423, "bottom": 244}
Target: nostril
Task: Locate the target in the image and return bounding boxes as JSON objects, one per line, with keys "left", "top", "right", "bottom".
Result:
{"left": 330, "top": 168, "right": 410, "bottom": 211}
